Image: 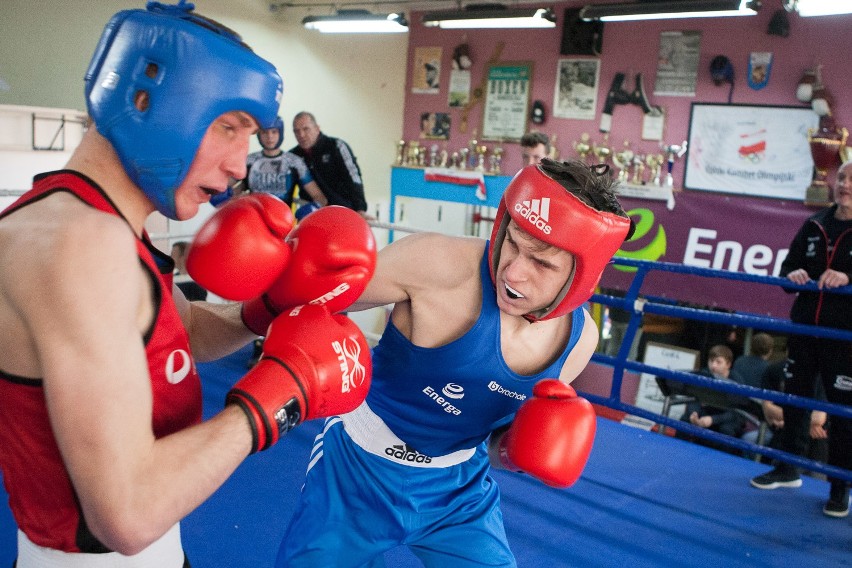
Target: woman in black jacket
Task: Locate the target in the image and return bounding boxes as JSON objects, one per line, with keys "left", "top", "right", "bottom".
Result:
{"left": 750, "top": 160, "right": 852, "bottom": 518}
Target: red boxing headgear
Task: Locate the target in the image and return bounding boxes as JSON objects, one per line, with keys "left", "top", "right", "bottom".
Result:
{"left": 489, "top": 164, "right": 631, "bottom": 322}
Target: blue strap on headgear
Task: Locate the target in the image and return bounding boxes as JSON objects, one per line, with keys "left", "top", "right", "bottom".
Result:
{"left": 85, "top": 1, "right": 283, "bottom": 219}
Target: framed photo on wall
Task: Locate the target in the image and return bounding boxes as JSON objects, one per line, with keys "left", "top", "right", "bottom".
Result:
{"left": 684, "top": 103, "right": 819, "bottom": 200}
{"left": 482, "top": 62, "right": 532, "bottom": 141}
{"left": 553, "top": 58, "right": 600, "bottom": 120}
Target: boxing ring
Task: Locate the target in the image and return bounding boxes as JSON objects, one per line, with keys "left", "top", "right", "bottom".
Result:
{"left": 1, "top": 210, "right": 851, "bottom": 565}
{"left": 587, "top": 257, "right": 852, "bottom": 484}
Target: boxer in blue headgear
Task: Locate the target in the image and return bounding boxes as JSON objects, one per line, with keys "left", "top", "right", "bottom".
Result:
{"left": 0, "top": 3, "right": 349, "bottom": 567}
{"left": 258, "top": 116, "right": 285, "bottom": 150}
{"left": 85, "top": 0, "right": 283, "bottom": 219}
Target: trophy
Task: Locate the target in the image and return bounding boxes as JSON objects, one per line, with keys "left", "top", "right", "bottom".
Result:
{"left": 429, "top": 144, "right": 439, "bottom": 168}
{"left": 807, "top": 118, "right": 848, "bottom": 206}
{"left": 631, "top": 154, "right": 646, "bottom": 185}
{"left": 612, "top": 140, "right": 634, "bottom": 182}
{"left": 467, "top": 132, "right": 479, "bottom": 169}
{"left": 395, "top": 140, "right": 406, "bottom": 166}
{"left": 405, "top": 141, "right": 421, "bottom": 167}
{"left": 490, "top": 146, "right": 504, "bottom": 175}
{"left": 458, "top": 147, "right": 470, "bottom": 170}
{"left": 661, "top": 140, "right": 688, "bottom": 188}
{"left": 645, "top": 153, "right": 665, "bottom": 186}
{"left": 548, "top": 133, "right": 560, "bottom": 161}
{"left": 805, "top": 82, "right": 848, "bottom": 206}
{"left": 592, "top": 135, "right": 612, "bottom": 166}
{"left": 573, "top": 133, "right": 592, "bottom": 162}
{"left": 475, "top": 145, "right": 488, "bottom": 172}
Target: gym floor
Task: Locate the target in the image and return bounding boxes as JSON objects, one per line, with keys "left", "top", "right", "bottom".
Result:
{"left": 2, "top": 344, "right": 849, "bottom": 567}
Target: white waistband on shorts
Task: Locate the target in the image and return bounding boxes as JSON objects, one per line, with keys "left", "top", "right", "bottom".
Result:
{"left": 17, "top": 523, "right": 184, "bottom": 568}
{"left": 341, "top": 401, "right": 475, "bottom": 468}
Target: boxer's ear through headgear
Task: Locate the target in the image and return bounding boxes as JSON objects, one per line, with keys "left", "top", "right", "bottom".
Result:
{"left": 85, "top": 1, "right": 283, "bottom": 219}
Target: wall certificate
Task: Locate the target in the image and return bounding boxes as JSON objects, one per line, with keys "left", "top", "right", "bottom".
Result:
{"left": 482, "top": 62, "right": 532, "bottom": 141}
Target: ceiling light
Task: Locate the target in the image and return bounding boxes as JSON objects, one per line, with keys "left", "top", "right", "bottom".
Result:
{"left": 580, "top": 0, "right": 761, "bottom": 22}
{"left": 422, "top": 5, "right": 556, "bottom": 29}
{"left": 783, "top": 0, "right": 852, "bottom": 17}
{"left": 302, "top": 10, "right": 409, "bottom": 33}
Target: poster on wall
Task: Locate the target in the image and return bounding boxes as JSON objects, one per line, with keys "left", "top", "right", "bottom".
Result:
{"left": 634, "top": 342, "right": 700, "bottom": 417}
{"left": 553, "top": 58, "right": 600, "bottom": 120}
{"left": 419, "top": 112, "right": 450, "bottom": 140}
{"left": 412, "top": 46, "right": 442, "bottom": 94}
{"left": 684, "top": 103, "right": 818, "bottom": 199}
{"left": 482, "top": 62, "right": 532, "bottom": 141}
{"left": 448, "top": 69, "right": 471, "bottom": 107}
{"left": 654, "top": 31, "right": 701, "bottom": 97}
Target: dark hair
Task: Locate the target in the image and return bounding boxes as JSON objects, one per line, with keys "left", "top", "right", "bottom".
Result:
{"left": 538, "top": 158, "right": 634, "bottom": 238}
{"left": 520, "top": 131, "right": 550, "bottom": 150}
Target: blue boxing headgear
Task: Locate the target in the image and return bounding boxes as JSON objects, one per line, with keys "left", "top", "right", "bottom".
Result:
{"left": 258, "top": 116, "right": 285, "bottom": 150}
{"left": 85, "top": 1, "right": 283, "bottom": 219}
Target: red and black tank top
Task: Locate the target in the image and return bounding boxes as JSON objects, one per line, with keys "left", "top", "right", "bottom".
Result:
{"left": 0, "top": 170, "right": 202, "bottom": 552}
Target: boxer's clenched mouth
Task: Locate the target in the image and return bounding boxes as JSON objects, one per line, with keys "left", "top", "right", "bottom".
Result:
{"left": 505, "top": 284, "right": 524, "bottom": 300}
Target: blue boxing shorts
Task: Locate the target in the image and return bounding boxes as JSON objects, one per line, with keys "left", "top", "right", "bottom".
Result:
{"left": 276, "top": 414, "right": 516, "bottom": 568}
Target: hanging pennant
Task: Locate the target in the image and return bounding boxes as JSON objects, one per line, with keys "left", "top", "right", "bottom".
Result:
{"left": 748, "top": 52, "right": 773, "bottom": 90}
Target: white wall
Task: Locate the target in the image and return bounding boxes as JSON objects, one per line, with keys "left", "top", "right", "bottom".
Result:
{"left": 0, "top": 0, "right": 407, "bottom": 210}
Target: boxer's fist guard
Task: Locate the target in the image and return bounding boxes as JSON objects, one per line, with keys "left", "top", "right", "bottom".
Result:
{"left": 496, "top": 379, "right": 596, "bottom": 488}
{"left": 242, "top": 206, "right": 376, "bottom": 335}
{"left": 227, "top": 304, "right": 371, "bottom": 453}
{"left": 187, "top": 194, "right": 295, "bottom": 301}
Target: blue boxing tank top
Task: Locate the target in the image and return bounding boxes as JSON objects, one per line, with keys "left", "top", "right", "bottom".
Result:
{"left": 366, "top": 242, "right": 585, "bottom": 457}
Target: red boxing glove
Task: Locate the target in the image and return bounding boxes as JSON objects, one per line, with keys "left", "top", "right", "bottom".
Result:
{"left": 241, "top": 206, "right": 376, "bottom": 335}
{"left": 227, "top": 304, "right": 372, "bottom": 453}
{"left": 186, "top": 194, "right": 295, "bottom": 301}
{"left": 498, "top": 379, "right": 596, "bottom": 488}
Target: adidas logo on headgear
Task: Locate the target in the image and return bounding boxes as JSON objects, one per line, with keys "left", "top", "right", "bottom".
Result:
{"left": 514, "top": 197, "right": 552, "bottom": 235}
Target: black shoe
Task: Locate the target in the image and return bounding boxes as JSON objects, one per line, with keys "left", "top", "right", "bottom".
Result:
{"left": 823, "top": 482, "right": 850, "bottom": 518}
{"left": 750, "top": 467, "right": 802, "bottom": 489}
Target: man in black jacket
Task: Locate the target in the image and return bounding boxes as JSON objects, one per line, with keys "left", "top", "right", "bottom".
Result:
{"left": 291, "top": 111, "right": 371, "bottom": 218}
{"left": 750, "top": 160, "right": 852, "bottom": 518}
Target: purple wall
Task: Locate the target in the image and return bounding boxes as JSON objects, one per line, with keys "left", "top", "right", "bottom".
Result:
{"left": 401, "top": 2, "right": 851, "bottom": 179}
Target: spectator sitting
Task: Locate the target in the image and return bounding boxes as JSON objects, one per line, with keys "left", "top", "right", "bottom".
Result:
{"left": 679, "top": 344, "right": 749, "bottom": 450}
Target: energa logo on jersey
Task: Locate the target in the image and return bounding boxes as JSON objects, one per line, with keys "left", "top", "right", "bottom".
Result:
{"left": 515, "top": 197, "right": 552, "bottom": 235}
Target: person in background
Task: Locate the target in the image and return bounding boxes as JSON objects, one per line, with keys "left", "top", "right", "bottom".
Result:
{"left": 520, "top": 131, "right": 550, "bottom": 166}
{"left": 750, "top": 160, "right": 852, "bottom": 519}
{"left": 679, "top": 344, "right": 749, "bottom": 446}
{"left": 291, "top": 111, "right": 372, "bottom": 218}
{"left": 732, "top": 332, "right": 774, "bottom": 389}
{"left": 0, "top": 3, "right": 370, "bottom": 565}
{"left": 245, "top": 116, "right": 327, "bottom": 208}
{"left": 755, "top": 354, "right": 828, "bottom": 465}
{"left": 276, "top": 159, "right": 634, "bottom": 567}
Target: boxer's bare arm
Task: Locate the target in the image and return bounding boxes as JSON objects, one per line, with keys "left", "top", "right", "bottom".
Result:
{"left": 351, "top": 232, "right": 485, "bottom": 345}
{"left": 557, "top": 311, "right": 599, "bottom": 383}
{"left": 8, "top": 204, "right": 252, "bottom": 555}
{"left": 351, "top": 232, "right": 482, "bottom": 311}
{"left": 172, "top": 289, "right": 257, "bottom": 362}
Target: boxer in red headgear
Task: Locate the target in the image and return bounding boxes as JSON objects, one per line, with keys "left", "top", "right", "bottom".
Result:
{"left": 277, "top": 159, "right": 634, "bottom": 568}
